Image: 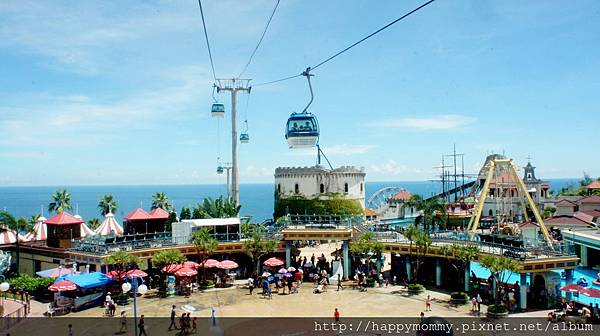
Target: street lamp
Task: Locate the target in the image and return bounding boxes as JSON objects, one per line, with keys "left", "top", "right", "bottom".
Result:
{"left": 122, "top": 276, "right": 147, "bottom": 336}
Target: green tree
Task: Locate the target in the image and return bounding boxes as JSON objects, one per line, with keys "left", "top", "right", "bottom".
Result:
{"left": 98, "top": 194, "right": 118, "bottom": 216}
{"left": 439, "top": 244, "right": 479, "bottom": 290}
{"left": 413, "top": 230, "right": 432, "bottom": 282}
{"left": 105, "top": 251, "right": 140, "bottom": 284}
{"left": 403, "top": 195, "right": 447, "bottom": 232}
{"left": 151, "top": 192, "right": 172, "bottom": 211}
{"left": 152, "top": 249, "right": 186, "bottom": 285}
{"left": 28, "top": 214, "right": 41, "bottom": 227}
{"left": 180, "top": 207, "right": 192, "bottom": 220}
{"left": 0, "top": 211, "right": 18, "bottom": 231}
{"left": 192, "top": 197, "right": 241, "bottom": 219}
{"left": 480, "top": 255, "right": 520, "bottom": 306}
{"left": 350, "top": 232, "right": 385, "bottom": 273}
{"left": 243, "top": 230, "right": 277, "bottom": 274}
{"left": 542, "top": 206, "right": 556, "bottom": 219}
{"left": 87, "top": 218, "right": 101, "bottom": 230}
{"left": 16, "top": 217, "right": 31, "bottom": 233}
{"left": 48, "top": 189, "right": 72, "bottom": 213}
{"left": 190, "top": 228, "right": 218, "bottom": 284}
{"left": 404, "top": 224, "right": 418, "bottom": 282}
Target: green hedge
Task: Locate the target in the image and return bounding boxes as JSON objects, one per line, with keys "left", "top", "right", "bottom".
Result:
{"left": 450, "top": 292, "right": 469, "bottom": 300}
{"left": 274, "top": 193, "right": 362, "bottom": 220}
{"left": 407, "top": 284, "right": 424, "bottom": 291}
{"left": 487, "top": 304, "right": 508, "bottom": 314}
{"left": 8, "top": 274, "right": 54, "bottom": 297}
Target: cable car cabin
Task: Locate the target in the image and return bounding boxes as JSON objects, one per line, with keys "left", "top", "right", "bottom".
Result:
{"left": 285, "top": 113, "right": 319, "bottom": 148}
{"left": 216, "top": 166, "right": 224, "bottom": 174}
{"left": 240, "top": 133, "right": 250, "bottom": 144}
{"left": 211, "top": 103, "right": 225, "bottom": 118}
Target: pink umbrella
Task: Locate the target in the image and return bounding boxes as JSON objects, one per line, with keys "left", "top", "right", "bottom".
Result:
{"left": 200, "top": 259, "right": 219, "bottom": 268}
{"left": 127, "top": 269, "right": 148, "bottom": 278}
{"left": 581, "top": 287, "right": 600, "bottom": 298}
{"left": 48, "top": 280, "right": 77, "bottom": 292}
{"left": 106, "top": 270, "right": 125, "bottom": 280}
{"left": 217, "top": 260, "right": 239, "bottom": 270}
{"left": 174, "top": 267, "right": 198, "bottom": 277}
{"left": 560, "top": 283, "right": 585, "bottom": 292}
{"left": 161, "top": 264, "right": 183, "bottom": 273}
{"left": 263, "top": 257, "right": 284, "bottom": 267}
{"left": 183, "top": 261, "right": 200, "bottom": 269}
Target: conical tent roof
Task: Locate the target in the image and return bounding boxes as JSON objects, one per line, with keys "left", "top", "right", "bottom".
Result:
{"left": 95, "top": 213, "right": 123, "bottom": 236}
{"left": 80, "top": 222, "right": 96, "bottom": 237}
{"left": 0, "top": 226, "right": 25, "bottom": 244}
{"left": 23, "top": 220, "right": 48, "bottom": 241}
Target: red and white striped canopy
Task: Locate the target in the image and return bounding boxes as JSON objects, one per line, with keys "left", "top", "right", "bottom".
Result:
{"left": 200, "top": 259, "right": 219, "bottom": 268}
{"left": 80, "top": 222, "right": 96, "bottom": 237}
{"left": 263, "top": 257, "right": 284, "bottom": 267}
{"left": 0, "top": 227, "right": 24, "bottom": 245}
{"left": 174, "top": 267, "right": 197, "bottom": 277}
{"left": 183, "top": 261, "right": 200, "bottom": 269}
{"left": 23, "top": 220, "right": 47, "bottom": 241}
{"left": 95, "top": 213, "right": 124, "bottom": 236}
{"left": 48, "top": 280, "right": 77, "bottom": 292}
{"left": 127, "top": 269, "right": 148, "bottom": 278}
{"left": 217, "top": 260, "right": 238, "bottom": 270}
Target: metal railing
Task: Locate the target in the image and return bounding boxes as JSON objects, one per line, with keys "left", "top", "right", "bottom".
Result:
{"left": 283, "top": 213, "right": 361, "bottom": 230}
{"left": 0, "top": 291, "right": 31, "bottom": 332}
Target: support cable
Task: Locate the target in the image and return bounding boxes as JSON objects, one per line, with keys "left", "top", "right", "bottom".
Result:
{"left": 237, "top": 0, "right": 281, "bottom": 78}
{"left": 197, "top": 0, "right": 217, "bottom": 81}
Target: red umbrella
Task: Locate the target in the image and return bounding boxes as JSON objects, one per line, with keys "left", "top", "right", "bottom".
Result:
{"left": 200, "top": 259, "right": 219, "bottom": 268}
{"left": 183, "top": 261, "right": 200, "bottom": 269}
{"left": 161, "top": 264, "right": 183, "bottom": 273}
{"left": 263, "top": 257, "right": 284, "bottom": 267}
{"left": 174, "top": 267, "right": 198, "bottom": 277}
{"left": 217, "top": 260, "right": 238, "bottom": 270}
{"left": 581, "top": 287, "right": 600, "bottom": 298}
{"left": 560, "top": 283, "right": 585, "bottom": 292}
{"left": 49, "top": 280, "right": 77, "bottom": 292}
{"left": 127, "top": 269, "right": 148, "bottom": 278}
{"left": 106, "top": 270, "right": 125, "bottom": 280}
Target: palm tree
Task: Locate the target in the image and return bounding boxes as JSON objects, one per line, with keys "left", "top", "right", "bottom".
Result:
{"left": 48, "top": 189, "right": 72, "bottom": 213}
{"left": 98, "top": 194, "right": 118, "bottom": 216}
{"left": 439, "top": 244, "right": 479, "bottom": 291}
{"left": 0, "top": 211, "right": 17, "bottom": 231}
{"left": 151, "top": 192, "right": 172, "bottom": 211}
{"left": 480, "top": 255, "right": 519, "bottom": 307}
{"left": 403, "top": 195, "right": 446, "bottom": 232}
{"left": 190, "top": 228, "right": 218, "bottom": 285}
{"left": 106, "top": 251, "right": 140, "bottom": 285}
{"left": 87, "top": 218, "right": 101, "bottom": 230}
{"left": 193, "top": 197, "right": 241, "bottom": 219}
{"left": 243, "top": 230, "right": 277, "bottom": 274}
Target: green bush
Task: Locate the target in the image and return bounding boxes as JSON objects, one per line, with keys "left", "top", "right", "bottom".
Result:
{"left": 274, "top": 193, "right": 363, "bottom": 220}
{"left": 366, "top": 277, "right": 376, "bottom": 287}
{"left": 200, "top": 280, "right": 214, "bottom": 288}
{"left": 407, "top": 284, "right": 424, "bottom": 291}
{"left": 8, "top": 274, "right": 54, "bottom": 297}
{"left": 450, "top": 292, "right": 469, "bottom": 300}
{"left": 487, "top": 304, "right": 508, "bottom": 314}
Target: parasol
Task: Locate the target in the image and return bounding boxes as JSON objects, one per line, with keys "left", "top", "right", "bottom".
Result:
{"left": 217, "top": 260, "right": 238, "bottom": 270}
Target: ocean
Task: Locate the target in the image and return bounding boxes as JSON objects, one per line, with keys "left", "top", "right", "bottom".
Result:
{"left": 0, "top": 179, "right": 580, "bottom": 223}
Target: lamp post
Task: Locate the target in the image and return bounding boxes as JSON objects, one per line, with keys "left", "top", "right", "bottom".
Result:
{"left": 122, "top": 276, "right": 148, "bottom": 336}
{"left": 0, "top": 275, "right": 10, "bottom": 314}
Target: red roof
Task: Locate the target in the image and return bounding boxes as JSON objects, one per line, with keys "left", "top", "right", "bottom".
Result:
{"left": 574, "top": 212, "right": 595, "bottom": 224}
{"left": 124, "top": 208, "right": 152, "bottom": 221}
{"left": 391, "top": 190, "right": 412, "bottom": 201}
{"left": 518, "top": 222, "right": 538, "bottom": 228}
{"left": 544, "top": 215, "right": 590, "bottom": 226}
{"left": 45, "top": 212, "right": 84, "bottom": 225}
{"left": 578, "top": 195, "right": 600, "bottom": 204}
{"left": 586, "top": 180, "right": 600, "bottom": 190}
{"left": 148, "top": 208, "right": 169, "bottom": 219}
{"left": 364, "top": 208, "right": 378, "bottom": 217}
{"left": 555, "top": 199, "right": 577, "bottom": 207}
{"left": 579, "top": 209, "right": 600, "bottom": 218}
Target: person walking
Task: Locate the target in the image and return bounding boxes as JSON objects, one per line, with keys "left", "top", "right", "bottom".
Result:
{"left": 471, "top": 296, "right": 477, "bottom": 312}
{"left": 248, "top": 277, "right": 254, "bottom": 295}
{"left": 334, "top": 308, "right": 340, "bottom": 323}
{"left": 118, "top": 311, "right": 127, "bottom": 334}
{"left": 425, "top": 295, "right": 432, "bottom": 311}
{"left": 138, "top": 315, "right": 147, "bottom": 336}
{"left": 168, "top": 305, "right": 178, "bottom": 331}
{"left": 68, "top": 324, "right": 74, "bottom": 336}
{"left": 476, "top": 294, "right": 482, "bottom": 313}
{"left": 337, "top": 274, "right": 344, "bottom": 291}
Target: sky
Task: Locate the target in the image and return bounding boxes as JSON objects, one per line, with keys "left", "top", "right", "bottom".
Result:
{"left": 0, "top": 0, "right": 599, "bottom": 186}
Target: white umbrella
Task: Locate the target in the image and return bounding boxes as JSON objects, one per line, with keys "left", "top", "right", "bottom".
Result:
{"left": 287, "top": 267, "right": 297, "bottom": 272}
{"left": 278, "top": 268, "right": 287, "bottom": 274}
{"left": 261, "top": 272, "right": 271, "bottom": 277}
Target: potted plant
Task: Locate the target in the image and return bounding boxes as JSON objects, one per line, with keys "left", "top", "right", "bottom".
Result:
{"left": 115, "top": 292, "right": 129, "bottom": 306}
{"left": 407, "top": 283, "right": 425, "bottom": 294}
{"left": 450, "top": 292, "right": 469, "bottom": 305}
{"left": 487, "top": 304, "right": 509, "bottom": 318}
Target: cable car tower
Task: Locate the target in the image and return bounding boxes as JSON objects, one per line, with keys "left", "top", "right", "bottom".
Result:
{"left": 214, "top": 78, "right": 251, "bottom": 206}
{"left": 216, "top": 157, "right": 233, "bottom": 201}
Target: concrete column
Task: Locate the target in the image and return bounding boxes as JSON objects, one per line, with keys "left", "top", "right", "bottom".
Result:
{"left": 519, "top": 273, "right": 527, "bottom": 310}
{"left": 435, "top": 259, "right": 442, "bottom": 287}
{"left": 285, "top": 241, "right": 292, "bottom": 267}
{"left": 580, "top": 246, "right": 588, "bottom": 267}
{"left": 565, "top": 269, "right": 574, "bottom": 301}
{"left": 406, "top": 256, "right": 412, "bottom": 282}
{"left": 342, "top": 240, "right": 350, "bottom": 280}
{"left": 464, "top": 263, "right": 471, "bottom": 292}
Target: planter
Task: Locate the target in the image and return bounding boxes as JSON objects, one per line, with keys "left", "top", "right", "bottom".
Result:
{"left": 407, "top": 284, "right": 425, "bottom": 294}
{"left": 450, "top": 292, "right": 469, "bottom": 305}
{"left": 486, "top": 305, "right": 509, "bottom": 319}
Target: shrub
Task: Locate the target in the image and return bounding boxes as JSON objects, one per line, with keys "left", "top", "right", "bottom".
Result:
{"left": 450, "top": 292, "right": 469, "bottom": 300}
{"left": 8, "top": 274, "right": 54, "bottom": 297}
{"left": 407, "top": 284, "right": 424, "bottom": 291}
{"left": 487, "top": 304, "right": 508, "bottom": 314}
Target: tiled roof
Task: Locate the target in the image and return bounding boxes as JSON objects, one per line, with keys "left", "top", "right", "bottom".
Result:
{"left": 148, "top": 207, "right": 169, "bottom": 219}
{"left": 391, "top": 190, "right": 412, "bottom": 201}
{"left": 364, "top": 208, "right": 378, "bottom": 217}
{"left": 45, "top": 212, "right": 84, "bottom": 225}
{"left": 545, "top": 215, "right": 590, "bottom": 226}
{"left": 124, "top": 208, "right": 152, "bottom": 221}
{"left": 555, "top": 199, "right": 577, "bottom": 207}
{"left": 578, "top": 195, "right": 600, "bottom": 204}
{"left": 585, "top": 180, "right": 600, "bottom": 190}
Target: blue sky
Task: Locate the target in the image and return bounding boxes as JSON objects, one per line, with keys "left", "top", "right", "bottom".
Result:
{"left": 0, "top": 0, "right": 598, "bottom": 186}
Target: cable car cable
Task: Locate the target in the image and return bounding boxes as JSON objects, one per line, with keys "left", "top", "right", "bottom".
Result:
{"left": 253, "top": 0, "right": 436, "bottom": 86}
{"left": 197, "top": 0, "right": 217, "bottom": 81}
{"left": 238, "top": 0, "right": 281, "bottom": 78}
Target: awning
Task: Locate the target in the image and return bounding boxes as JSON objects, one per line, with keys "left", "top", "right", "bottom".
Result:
{"left": 62, "top": 272, "right": 112, "bottom": 289}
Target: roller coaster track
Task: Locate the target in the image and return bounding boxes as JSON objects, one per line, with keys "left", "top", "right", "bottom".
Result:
{"left": 425, "top": 180, "right": 476, "bottom": 201}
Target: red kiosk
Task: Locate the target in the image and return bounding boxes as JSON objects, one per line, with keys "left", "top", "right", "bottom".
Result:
{"left": 46, "top": 212, "right": 83, "bottom": 249}
{"left": 123, "top": 208, "right": 169, "bottom": 235}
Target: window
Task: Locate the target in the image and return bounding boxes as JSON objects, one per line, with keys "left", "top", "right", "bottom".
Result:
{"left": 295, "top": 183, "right": 299, "bottom": 194}
{"left": 320, "top": 183, "right": 325, "bottom": 193}
{"left": 344, "top": 183, "right": 349, "bottom": 193}
{"left": 277, "top": 184, "right": 281, "bottom": 193}
{"left": 360, "top": 183, "right": 363, "bottom": 193}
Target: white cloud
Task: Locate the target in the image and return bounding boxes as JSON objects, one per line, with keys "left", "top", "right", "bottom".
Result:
{"left": 241, "top": 166, "right": 273, "bottom": 178}
{"left": 288, "top": 144, "right": 375, "bottom": 157}
{"left": 368, "top": 114, "right": 476, "bottom": 130}
{"left": 369, "top": 160, "right": 423, "bottom": 176}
